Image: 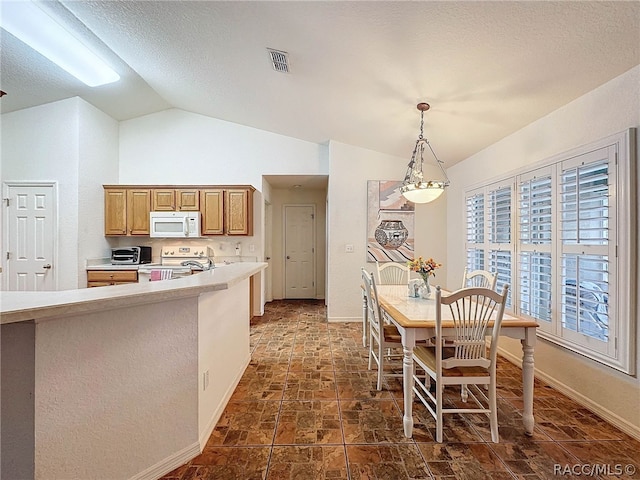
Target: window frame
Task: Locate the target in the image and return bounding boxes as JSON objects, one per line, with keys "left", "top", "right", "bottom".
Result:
{"left": 463, "top": 129, "right": 636, "bottom": 374}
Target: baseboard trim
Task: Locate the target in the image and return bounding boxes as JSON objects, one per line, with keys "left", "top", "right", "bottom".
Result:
{"left": 129, "top": 441, "right": 200, "bottom": 480}
{"left": 498, "top": 347, "right": 640, "bottom": 441}
{"left": 198, "top": 354, "right": 251, "bottom": 448}
{"left": 327, "top": 316, "right": 361, "bottom": 323}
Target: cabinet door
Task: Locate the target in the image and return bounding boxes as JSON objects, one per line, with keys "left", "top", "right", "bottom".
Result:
{"left": 127, "top": 189, "right": 151, "bottom": 235}
{"left": 152, "top": 189, "right": 176, "bottom": 211}
{"left": 104, "top": 188, "right": 127, "bottom": 235}
{"left": 177, "top": 189, "right": 200, "bottom": 211}
{"left": 225, "top": 188, "right": 253, "bottom": 235}
{"left": 200, "top": 189, "right": 224, "bottom": 235}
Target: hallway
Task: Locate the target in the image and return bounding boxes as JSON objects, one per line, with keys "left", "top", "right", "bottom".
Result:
{"left": 162, "top": 300, "right": 639, "bottom": 479}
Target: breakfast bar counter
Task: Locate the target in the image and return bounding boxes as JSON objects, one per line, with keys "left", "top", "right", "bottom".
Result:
{"left": 0, "top": 262, "right": 266, "bottom": 480}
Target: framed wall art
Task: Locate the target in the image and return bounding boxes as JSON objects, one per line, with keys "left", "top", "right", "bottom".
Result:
{"left": 367, "top": 180, "right": 415, "bottom": 262}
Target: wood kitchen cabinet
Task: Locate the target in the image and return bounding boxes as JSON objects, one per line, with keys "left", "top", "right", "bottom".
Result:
{"left": 176, "top": 189, "right": 200, "bottom": 211}
{"left": 105, "top": 184, "right": 253, "bottom": 236}
{"left": 87, "top": 270, "right": 138, "bottom": 287}
{"left": 152, "top": 189, "right": 176, "bottom": 211}
{"left": 200, "top": 187, "right": 253, "bottom": 235}
{"left": 200, "top": 189, "right": 224, "bottom": 235}
{"left": 152, "top": 188, "right": 199, "bottom": 211}
{"left": 225, "top": 188, "right": 253, "bottom": 235}
{"left": 104, "top": 187, "right": 151, "bottom": 236}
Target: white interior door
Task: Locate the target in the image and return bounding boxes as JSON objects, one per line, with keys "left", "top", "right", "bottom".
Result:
{"left": 284, "top": 205, "right": 315, "bottom": 299}
{"left": 4, "top": 183, "right": 57, "bottom": 291}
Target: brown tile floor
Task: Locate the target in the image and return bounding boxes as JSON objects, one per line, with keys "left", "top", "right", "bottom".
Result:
{"left": 162, "top": 300, "right": 640, "bottom": 480}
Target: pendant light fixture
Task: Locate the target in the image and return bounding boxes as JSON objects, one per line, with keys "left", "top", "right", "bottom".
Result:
{"left": 400, "top": 102, "right": 450, "bottom": 203}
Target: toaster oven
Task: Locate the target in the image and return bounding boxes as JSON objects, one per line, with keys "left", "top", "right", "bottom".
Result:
{"left": 111, "top": 246, "right": 152, "bottom": 265}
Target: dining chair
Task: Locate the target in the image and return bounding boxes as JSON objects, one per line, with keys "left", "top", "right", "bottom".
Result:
{"left": 376, "top": 261, "right": 410, "bottom": 285}
{"left": 412, "top": 284, "right": 509, "bottom": 443}
{"left": 361, "top": 268, "right": 403, "bottom": 390}
{"left": 461, "top": 267, "right": 498, "bottom": 290}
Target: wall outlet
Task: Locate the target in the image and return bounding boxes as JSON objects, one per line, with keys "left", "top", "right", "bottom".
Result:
{"left": 249, "top": 244, "right": 255, "bottom": 252}
{"left": 203, "top": 370, "right": 210, "bottom": 391}
{"left": 345, "top": 244, "right": 354, "bottom": 253}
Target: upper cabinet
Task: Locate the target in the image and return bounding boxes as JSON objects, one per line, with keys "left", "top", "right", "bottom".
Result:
{"left": 176, "top": 189, "right": 200, "bottom": 211}
{"left": 152, "top": 188, "right": 199, "bottom": 211}
{"left": 200, "top": 189, "right": 224, "bottom": 235}
{"left": 104, "top": 187, "right": 151, "bottom": 236}
{"left": 152, "top": 189, "right": 176, "bottom": 211}
{"left": 225, "top": 188, "right": 253, "bottom": 236}
{"left": 105, "top": 185, "right": 253, "bottom": 236}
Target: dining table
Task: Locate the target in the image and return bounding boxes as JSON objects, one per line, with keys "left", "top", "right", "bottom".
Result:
{"left": 372, "top": 284, "right": 539, "bottom": 439}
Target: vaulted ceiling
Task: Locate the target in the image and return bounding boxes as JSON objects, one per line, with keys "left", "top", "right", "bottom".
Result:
{"left": 1, "top": 1, "right": 639, "bottom": 166}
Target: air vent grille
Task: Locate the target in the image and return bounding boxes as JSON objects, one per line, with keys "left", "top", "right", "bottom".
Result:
{"left": 267, "top": 48, "right": 290, "bottom": 73}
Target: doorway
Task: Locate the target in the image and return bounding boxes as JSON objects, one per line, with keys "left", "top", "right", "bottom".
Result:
{"left": 2, "top": 182, "right": 57, "bottom": 291}
{"left": 284, "top": 204, "right": 316, "bottom": 299}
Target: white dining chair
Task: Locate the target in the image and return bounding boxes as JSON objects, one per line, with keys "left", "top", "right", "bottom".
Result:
{"left": 412, "top": 284, "right": 509, "bottom": 443}
{"left": 376, "top": 261, "right": 410, "bottom": 285}
{"left": 361, "top": 268, "right": 403, "bottom": 390}
{"left": 461, "top": 267, "right": 497, "bottom": 290}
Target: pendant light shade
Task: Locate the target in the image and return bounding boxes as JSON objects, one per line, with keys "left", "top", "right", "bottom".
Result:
{"left": 400, "top": 103, "right": 450, "bottom": 204}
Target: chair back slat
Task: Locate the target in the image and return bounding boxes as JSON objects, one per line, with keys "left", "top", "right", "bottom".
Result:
{"left": 437, "top": 285, "right": 509, "bottom": 371}
{"left": 376, "top": 261, "right": 409, "bottom": 285}
{"left": 462, "top": 267, "right": 498, "bottom": 290}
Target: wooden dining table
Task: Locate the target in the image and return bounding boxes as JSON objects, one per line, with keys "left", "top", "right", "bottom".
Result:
{"left": 373, "top": 284, "right": 539, "bottom": 439}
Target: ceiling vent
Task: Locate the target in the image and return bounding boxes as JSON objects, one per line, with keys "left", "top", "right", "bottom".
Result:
{"left": 267, "top": 48, "right": 290, "bottom": 73}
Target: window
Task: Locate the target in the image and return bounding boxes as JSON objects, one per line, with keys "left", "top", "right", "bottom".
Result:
{"left": 464, "top": 130, "right": 635, "bottom": 374}
{"left": 519, "top": 169, "right": 553, "bottom": 326}
{"left": 488, "top": 183, "right": 513, "bottom": 307}
{"left": 465, "top": 193, "right": 485, "bottom": 271}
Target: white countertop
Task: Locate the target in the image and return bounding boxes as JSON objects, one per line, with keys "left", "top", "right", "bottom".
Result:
{"left": 1, "top": 262, "right": 267, "bottom": 325}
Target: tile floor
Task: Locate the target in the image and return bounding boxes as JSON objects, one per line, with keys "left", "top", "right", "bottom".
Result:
{"left": 162, "top": 300, "right": 640, "bottom": 480}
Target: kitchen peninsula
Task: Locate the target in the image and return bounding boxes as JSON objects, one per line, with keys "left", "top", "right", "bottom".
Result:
{"left": 1, "top": 262, "right": 266, "bottom": 480}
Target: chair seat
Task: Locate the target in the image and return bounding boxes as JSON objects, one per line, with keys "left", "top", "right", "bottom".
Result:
{"left": 382, "top": 324, "right": 403, "bottom": 342}
{"left": 413, "top": 345, "right": 490, "bottom": 377}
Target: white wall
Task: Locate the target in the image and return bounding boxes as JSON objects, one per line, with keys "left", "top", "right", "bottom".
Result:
{"left": 78, "top": 101, "right": 120, "bottom": 285}
{"left": 119, "top": 109, "right": 327, "bottom": 186}
{"left": 326, "top": 141, "right": 449, "bottom": 321}
{"left": 446, "top": 65, "right": 640, "bottom": 436}
{"left": 1, "top": 97, "right": 118, "bottom": 290}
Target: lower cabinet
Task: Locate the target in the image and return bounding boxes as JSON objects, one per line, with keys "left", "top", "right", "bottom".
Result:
{"left": 87, "top": 270, "right": 138, "bottom": 287}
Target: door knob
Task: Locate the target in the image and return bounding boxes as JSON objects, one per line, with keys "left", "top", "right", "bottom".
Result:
{"left": 286, "top": 256, "right": 290, "bottom": 259}
{"left": 43, "top": 264, "right": 52, "bottom": 269}
{"left": 266, "top": 256, "right": 271, "bottom": 260}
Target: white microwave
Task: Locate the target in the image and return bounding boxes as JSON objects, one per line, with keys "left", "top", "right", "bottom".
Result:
{"left": 150, "top": 211, "right": 201, "bottom": 238}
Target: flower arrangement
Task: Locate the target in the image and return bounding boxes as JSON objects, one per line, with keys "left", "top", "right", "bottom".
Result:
{"left": 408, "top": 257, "right": 441, "bottom": 282}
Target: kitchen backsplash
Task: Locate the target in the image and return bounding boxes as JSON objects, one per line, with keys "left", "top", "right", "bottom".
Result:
{"left": 105, "top": 237, "right": 260, "bottom": 264}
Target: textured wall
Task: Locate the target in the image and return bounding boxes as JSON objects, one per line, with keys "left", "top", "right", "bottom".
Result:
{"left": 34, "top": 298, "right": 199, "bottom": 479}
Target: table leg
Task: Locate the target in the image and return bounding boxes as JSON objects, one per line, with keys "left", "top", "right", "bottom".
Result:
{"left": 362, "top": 290, "right": 368, "bottom": 347}
{"left": 402, "top": 330, "right": 416, "bottom": 438}
{"left": 521, "top": 328, "right": 536, "bottom": 435}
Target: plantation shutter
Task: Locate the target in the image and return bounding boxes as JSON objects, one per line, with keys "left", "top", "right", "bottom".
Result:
{"left": 519, "top": 169, "right": 553, "bottom": 324}
{"left": 559, "top": 148, "right": 612, "bottom": 354}
{"left": 465, "top": 192, "right": 485, "bottom": 271}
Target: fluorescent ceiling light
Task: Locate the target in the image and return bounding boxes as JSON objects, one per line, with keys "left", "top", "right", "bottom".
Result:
{"left": 0, "top": 0, "right": 120, "bottom": 87}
